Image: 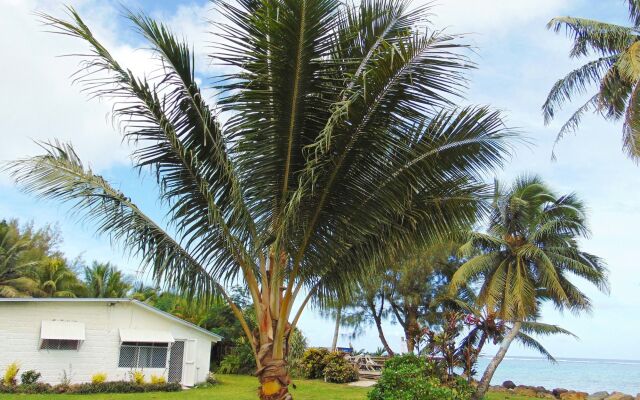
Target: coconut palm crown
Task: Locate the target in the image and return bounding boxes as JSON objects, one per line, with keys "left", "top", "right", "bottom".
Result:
{"left": 7, "top": 1, "right": 514, "bottom": 398}
{"left": 543, "top": 0, "right": 640, "bottom": 159}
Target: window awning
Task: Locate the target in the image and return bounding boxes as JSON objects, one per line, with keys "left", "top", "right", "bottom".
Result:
{"left": 41, "top": 320, "right": 86, "bottom": 341}
{"left": 119, "top": 329, "right": 175, "bottom": 344}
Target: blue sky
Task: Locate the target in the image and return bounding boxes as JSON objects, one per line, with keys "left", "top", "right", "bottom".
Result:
{"left": 1, "top": 0, "right": 638, "bottom": 360}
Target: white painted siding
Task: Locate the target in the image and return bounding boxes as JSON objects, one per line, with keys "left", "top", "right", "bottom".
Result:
{"left": 0, "top": 301, "right": 216, "bottom": 385}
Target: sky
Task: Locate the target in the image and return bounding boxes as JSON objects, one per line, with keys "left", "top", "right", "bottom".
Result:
{"left": 0, "top": 0, "right": 638, "bottom": 361}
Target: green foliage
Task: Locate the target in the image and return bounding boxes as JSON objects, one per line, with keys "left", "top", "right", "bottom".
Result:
{"left": 301, "top": 348, "right": 331, "bottom": 379}
{"left": 288, "top": 328, "right": 309, "bottom": 378}
{"left": 20, "top": 370, "right": 41, "bottom": 385}
{"left": 91, "top": 373, "right": 107, "bottom": 384}
{"left": 218, "top": 337, "right": 256, "bottom": 375}
{"left": 368, "top": 355, "right": 473, "bottom": 400}
{"left": 451, "top": 175, "right": 609, "bottom": 322}
{"left": 84, "top": 262, "right": 132, "bottom": 298}
{"left": 322, "top": 353, "right": 358, "bottom": 384}
{"left": 2, "top": 362, "right": 19, "bottom": 386}
{"left": 544, "top": 1, "right": 640, "bottom": 159}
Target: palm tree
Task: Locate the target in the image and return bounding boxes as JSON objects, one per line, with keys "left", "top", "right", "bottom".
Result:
{"left": 0, "top": 221, "right": 39, "bottom": 297}
{"left": 34, "top": 257, "right": 86, "bottom": 298}
{"left": 543, "top": 1, "right": 640, "bottom": 159}
{"left": 7, "top": 1, "right": 514, "bottom": 397}
{"left": 83, "top": 262, "right": 132, "bottom": 298}
{"left": 450, "top": 175, "right": 608, "bottom": 400}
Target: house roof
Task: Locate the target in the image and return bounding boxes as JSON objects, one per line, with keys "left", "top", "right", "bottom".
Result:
{"left": 0, "top": 298, "right": 223, "bottom": 341}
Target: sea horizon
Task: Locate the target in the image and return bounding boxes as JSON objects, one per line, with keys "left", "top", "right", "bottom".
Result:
{"left": 477, "top": 355, "right": 640, "bottom": 395}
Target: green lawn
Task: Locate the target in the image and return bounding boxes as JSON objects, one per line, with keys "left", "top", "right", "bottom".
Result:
{"left": 0, "top": 374, "right": 535, "bottom": 400}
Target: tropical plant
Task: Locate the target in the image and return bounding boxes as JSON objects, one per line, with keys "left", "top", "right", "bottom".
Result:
{"left": 130, "top": 370, "right": 145, "bottom": 385}
{"left": 2, "top": 362, "right": 20, "bottom": 386}
{"left": 368, "top": 354, "right": 472, "bottom": 400}
{"left": 33, "top": 258, "right": 86, "bottom": 298}
{"left": 150, "top": 374, "right": 166, "bottom": 384}
{"left": 450, "top": 175, "right": 609, "bottom": 400}
{"left": 0, "top": 221, "right": 40, "bottom": 297}
{"left": 83, "top": 262, "right": 132, "bottom": 298}
{"left": 91, "top": 373, "right": 107, "bottom": 384}
{"left": 20, "top": 370, "right": 41, "bottom": 385}
{"left": 7, "top": 1, "right": 514, "bottom": 397}
{"left": 543, "top": 1, "right": 640, "bottom": 159}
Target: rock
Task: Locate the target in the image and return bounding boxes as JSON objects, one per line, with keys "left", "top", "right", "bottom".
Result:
{"left": 490, "top": 385, "right": 510, "bottom": 393}
{"left": 554, "top": 389, "right": 569, "bottom": 398}
{"left": 515, "top": 387, "right": 539, "bottom": 397}
{"left": 503, "top": 380, "right": 516, "bottom": 389}
{"left": 588, "top": 392, "right": 610, "bottom": 400}
{"left": 539, "top": 394, "right": 557, "bottom": 399}
{"left": 605, "top": 392, "right": 634, "bottom": 400}
{"left": 536, "top": 386, "right": 551, "bottom": 394}
{"left": 560, "top": 391, "right": 588, "bottom": 400}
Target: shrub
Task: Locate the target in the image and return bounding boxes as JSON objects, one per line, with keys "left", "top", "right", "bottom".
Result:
{"left": 67, "top": 381, "right": 181, "bottom": 394}
{"left": 301, "top": 348, "right": 331, "bottom": 379}
{"left": 150, "top": 374, "right": 166, "bottom": 384}
{"left": 218, "top": 337, "right": 256, "bottom": 374}
{"left": 20, "top": 370, "right": 41, "bottom": 385}
{"left": 91, "top": 372, "right": 107, "bottom": 384}
{"left": 2, "top": 362, "right": 20, "bottom": 386}
{"left": 368, "top": 354, "right": 473, "bottom": 400}
{"left": 130, "top": 370, "right": 145, "bottom": 384}
{"left": 323, "top": 356, "right": 358, "bottom": 383}
{"left": 18, "top": 383, "right": 53, "bottom": 394}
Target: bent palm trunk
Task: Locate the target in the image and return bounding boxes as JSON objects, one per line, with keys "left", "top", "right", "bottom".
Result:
{"left": 473, "top": 321, "right": 522, "bottom": 400}
{"left": 331, "top": 307, "right": 342, "bottom": 351}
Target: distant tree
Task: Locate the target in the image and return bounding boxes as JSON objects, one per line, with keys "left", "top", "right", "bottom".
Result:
{"left": 450, "top": 175, "right": 609, "bottom": 400}
{"left": 33, "top": 257, "right": 86, "bottom": 297}
{"left": 83, "top": 262, "right": 132, "bottom": 298}
{"left": 543, "top": 1, "right": 640, "bottom": 159}
{"left": 0, "top": 221, "right": 39, "bottom": 297}
{"left": 130, "top": 283, "right": 160, "bottom": 303}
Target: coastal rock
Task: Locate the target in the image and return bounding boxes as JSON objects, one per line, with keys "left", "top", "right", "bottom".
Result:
{"left": 588, "top": 392, "right": 610, "bottom": 400}
{"left": 554, "top": 389, "right": 569, "bottom": 398}
{"left": 503, "top": 380, "right": 516, "bottom": 389}
{"left": 560, "top": 391, "right": 588, "bottom": 400}
{"left": 515, "top": 387, "right": 539, "bottom": 397}
{"left": 604, "top": 392, "right": 634, "bottom": 400}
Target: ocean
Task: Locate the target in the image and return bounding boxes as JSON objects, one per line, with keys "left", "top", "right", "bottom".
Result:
{"left": 475, "top": 356, "right": 640, "bottom": 395}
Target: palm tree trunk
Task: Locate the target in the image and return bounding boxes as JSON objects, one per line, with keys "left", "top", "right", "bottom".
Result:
{"left": 473, "top": 321, "right": 522, "bottom": 400}
{"left": 256, "top": 342, "right": 292, "bottom": 400}
{"left": 331, "top": 306, "right": 341, "bottom": 351}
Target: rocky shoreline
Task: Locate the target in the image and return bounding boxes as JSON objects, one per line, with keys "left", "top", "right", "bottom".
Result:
{"left": 489, "top": 381, "right": 639, "bottom": 400}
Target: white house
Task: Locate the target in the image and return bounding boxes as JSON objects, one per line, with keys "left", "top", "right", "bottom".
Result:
{"left": 0, "top": 298, "right": 222, "bottom": 386}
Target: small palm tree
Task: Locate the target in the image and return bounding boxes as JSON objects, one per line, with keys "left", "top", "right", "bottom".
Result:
{"left": 83, "top": 262, "right": 132, "bottom": 298}
{"left": 34, "top": 258, "right": 86, "bottom": 298}
{"left": 0, "top": 221, "right": 39, "bottom": 297}
{"left": 450, "top": 175, "right": 609, "bottom": 400}
{"left": 7, "top": 1, "right": 514, "bottom": 397}
{"left": 543, "top": 1, "right": 640, "bottom": 159}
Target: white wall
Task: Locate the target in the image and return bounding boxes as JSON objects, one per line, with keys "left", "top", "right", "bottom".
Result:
{"left": 0, "top": 301, "right": 215, "bottom": 385}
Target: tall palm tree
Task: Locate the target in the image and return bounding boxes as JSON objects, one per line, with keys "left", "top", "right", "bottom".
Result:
{"left": 543, "top": 1, "right": 640, "bottom": 159}
{"left": 7, "top": 1, "right": 514, "bottom": 397}
{"left": 450, "top": 175, "right": 608, "bottom": 400}
{"left": 0, "top": 221, "right": 39, "bottom": 297}
{"left": 83, "top": 262, "right": 132, "bottom": 298}
{"left": 34, "top": 257, "right": 86, "bottom": 298}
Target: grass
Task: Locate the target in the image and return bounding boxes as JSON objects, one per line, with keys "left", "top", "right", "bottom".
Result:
{"left": 0, "top": 374, "right": 536, "bottom": 400}
{"left": 0, "top": 374, "right": 370, "bottom": 400}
